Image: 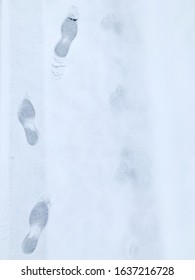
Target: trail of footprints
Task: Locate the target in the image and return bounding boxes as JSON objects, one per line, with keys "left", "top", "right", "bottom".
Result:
{"left": 18, "top": 5, "right": 79, "bottom": 254}
{"left": 17, "top": 98, "right": 49, "bottom": 254}
{"left": 16, "top": 6, "right": 145, "bottom": 257}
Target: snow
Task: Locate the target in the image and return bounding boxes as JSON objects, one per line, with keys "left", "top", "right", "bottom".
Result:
{"left": 0, "top": 0, "right": 195, "bottom": 259}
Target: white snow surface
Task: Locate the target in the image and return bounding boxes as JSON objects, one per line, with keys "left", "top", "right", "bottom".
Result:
{"left": 0, "top": 0, "right": 195, "bottom": 259}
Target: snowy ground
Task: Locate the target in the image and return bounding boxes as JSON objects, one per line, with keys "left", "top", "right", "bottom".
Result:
{"left": 0, "top": 0, "right": 195, "bottom": 259}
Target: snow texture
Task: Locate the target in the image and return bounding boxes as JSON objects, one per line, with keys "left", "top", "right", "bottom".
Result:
{"left": 0, "top": 0, "right": 195, "bottom": 260}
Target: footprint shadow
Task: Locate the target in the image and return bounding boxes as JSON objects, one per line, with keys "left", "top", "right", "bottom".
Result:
{"left": 22, "top": 201, "right": 49, "bottom": 254}
{"left": 101, "top": 14, "right": 123, "bottom": 35}
{"left": 52, "top": 6, "right": 79, "bottom": 79}
{"left": 116, "top": 147, "right": 137, "bottom": 185}
{"left": 17, "top": 98, "right": 39, "bottom": 146}
{"left": 109, "top": 85, "right": 126, "bottom": 113}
